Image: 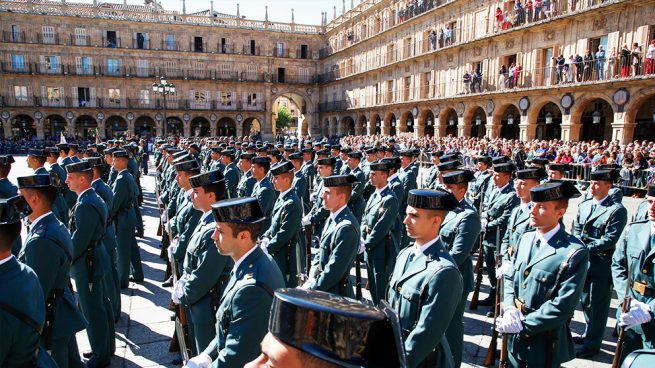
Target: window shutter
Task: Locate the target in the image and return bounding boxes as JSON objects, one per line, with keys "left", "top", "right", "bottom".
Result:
{"left": 60, "top": 86, "right": 64, "bottom": 106}
{"left": 72, "top": 87, "right": 79, "bottom": 107}
{"left": 205, "top": 90, "right": 210, "bottom": 108}
{"left": 90, "top": 87, "right": 96, "bottom": 107}
{"left": 41, "top": 86, "right": 46, "bottom": 105}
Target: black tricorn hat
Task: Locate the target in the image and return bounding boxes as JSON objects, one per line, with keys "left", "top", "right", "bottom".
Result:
{"left": 647, "top": 185, "right": 655, "bottom": 197}
{"left": 17, "top": 174, "right": 60, "bottom": 189}
{"left": 437, "top": 160, "right": 461, "bottom": 172}
{"left": 27, "top": 149, "right": 47, "bottom": 158}
{"left": 596, "top": 163, "right": 621, "bottom": 171}
{"left": 172, "top": 151, "right": 189, "bottom": 160}
{"left": 0, "top": 196, "right": 32, "bottom": 224}
{"left": 547, "top": 163, "right": 571, "bottom": 172}
{"left": 252, "top": 156, "right": 271, "bottom": 165}
{"left": 365, "top": 147, "right": 378, "bottom": 155}
{"left": 528, "top": 157, "right": 550, "bottom": 166}
{"left": 530, "top": 181, "right": 581, "bottom": 202}
{"left": 221, "top": 149, "right": 236, "bottom": 158}
{"left": 369, "top": 160, "right": 391, "bottom": 172}
{"left": 316, "top": 149, "right": 330, "bottom": 156}
{"left": 381, "top": 157, "right": 401, "bottom": 170}
{"left": 590, "top": 169, "right": 620, "bottom": 182}
{"left": 65, "top": 161, "right": 92, "bottom": 174}
{"left": 493, "top": 163, "right": 517, "bottom": 173}
{"left": 112, "top": 150, "right": 129, "bottom": 158}
{"left": 174, "top": 160, "right": 201, "bottom": 172}
{"left": 301, "top": 148, "right": 314, "bottom": 154}
{"left": 515, "top": 168, "right": 548, "bottom": 181}
{"left": 398, "top": 150, "right": 414, "bottom": 157}
{"left": 491, "top": 156, "right": 511, "bottom": 165}
{"left": 440, "top": 152, "right": 461, "bottom": 162}
{"left": 316, "top": 157, "right": 337, "bottom": 166}
{"left": 45, "top": 147, "right": 59, "bottom": 155}
{"left": 0, "top": 155, "right": 15, "bottom": 165}
{"left": 474, "top": 156, "right": 492, "bottom": 165}
{"left": 210, "top": 147, "right": 223, "bottom": 153}
{"left": 442, "top": 170, "right": 476, "bottom": 184}
{"left": 431, "top": 150, "right": 445, "bottom": 158}
{"left": 172, "top": 153, "right": 192, "bottom": 164}
{"left": 407, "top": 189, "right": 458, "bottom": 211}
{"left": 270, "top": 161, "right": 295, "bottom": 176}
{"left": 339, "top": 147, "right": 352, "bottom": 154}
{"left": 211, "top": 197, "right": 265, "bottom": 224}
{"left": 239, "top": 153, "right": 256, "bottom": 161}
{"left": 190, "top": 170, "right": 225, "bottom": 189}
{"left": 84, "top": 157, "right": 105, "bottom": 168}
{"left": 288, "top": 152, "right": 303, "bottom": 161}
{"left": 347, "top": 151, "right": 364, "bottom": 160}
{"left": 269, "top": 288, "right": 405, "bottom": 368}
{"left": 69, "top": 144, "right": 79, "bottom": 150}
{"left": 323, "top": 174, "right": 359, "bottom": 187}
{"left": 55, "top": 143, "right": 69, "bottom": 150}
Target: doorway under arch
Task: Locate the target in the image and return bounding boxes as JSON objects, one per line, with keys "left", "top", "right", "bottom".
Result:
{"left": 499, "top": 105, "right": 520, "bottom": 139}
{"left": 106, "top": 115, "right": 128, "bottom": 138}
{"left": 43, "top": 114, "right": 66, "bottom": 139}
{"left": 243, "top": 117, "right": 262, "bottom": 139}
{"left": 272, "top": 93, "right": 309, "bottom": 137}
{"left": 535, "top": 103, "right": 562, "bottom": 140}
{"left": 191, "top": 117, "right": 210, "bottom": 137}
{"left": 631, "top": 95, "right": 654, "bottom": 142}
{"left": 75, "top": 115, "right": 98, "bottom": 139}
{"left": 11, "top": 114, "right": 36, "bottom": 138}
{"left": 423, "top": 110, "right": 435, "bottom": 137}
{"left": 469, "top": 107, "right": 487, "bottom": 138}
{"left": 217, "top": 117, "right": 237, "bottom": 137}
{"left": 444, "top": 109, "right": 458, "bottom": 137}
{"left": 580, "top": 98, "right": 613, "bottom": 143}
{"left": 135, "top": 115, "right": 156, "bottom": 137}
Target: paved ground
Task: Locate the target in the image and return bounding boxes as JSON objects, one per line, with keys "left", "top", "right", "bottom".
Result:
{"left": 8, "top": 157, "right": 645, "bottom": 367}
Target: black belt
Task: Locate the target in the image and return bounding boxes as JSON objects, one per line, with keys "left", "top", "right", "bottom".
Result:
{"left": 209, "top": 274, "right": 231, "bottom": 312}
{"left": 43, "top": 288, "right": 65, "bottom": 350}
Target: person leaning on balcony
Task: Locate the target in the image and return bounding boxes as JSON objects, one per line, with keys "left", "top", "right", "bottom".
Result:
{"left": 620, "top": 44, "right": 632, "bottom": 77}
{"left": 608, "top": 47, "right": 619, "bottom": 78}
{"left": 632, "top": 42, "right": 643, "bottom": 76}
{"left": 463, "top": 71, "right": 472, "bottom": 94}
{"left": 646, "top": 39, "right": 655, "bottom": 75}
{"left": 498, "top": 64, "right": 507, "bottom": 90}
{"left": 595, "top": 45, "right": 606, "bottom": 80}
{"left": 495, "top": 7, "right": 504, "bottom": 31}
{"left": 583, "top": 49, "right": 594, "bottom": 81}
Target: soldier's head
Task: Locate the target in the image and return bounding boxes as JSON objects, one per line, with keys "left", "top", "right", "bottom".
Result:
{"left": 45, "top": 148, "right": 59, "bottom": 164}
{"left": 368, "top": 161, "right": 391, "bottom": 189}
{"left": 364, "top": 147, "right": 377, "bottom": 163}
{"left": 84, "top": 157, "right": 105, "bottom": 181}
{"left": 65, "top": 162, "right": 93, "bottom": 195}
{"left": 647, "top": 185, "right": 655, "bottom": 222}
{"left": 0, "top": 196, "right": 30, "bottom": 256}
{"left": 56, "top": 143, "right": 70, "bottom": 157}
{"left": 211, "top": 198, "right": 265, "bottom": 260}
{"left": 547, "top": 163, "right": 570, "bottom": 180}
{"left": 403, "top": 190, "right": 458, "bottom": 244}
{"left": 346, "top": 151, "right": 363, "bottom": 170}
{"left": 529, "top": 181, "right": 580, "bottom": 230}
{"left": 221, "top": 150, "right": 235, "bottom": 166}
{"left": 239, "top": 153, "right": 255, "bottom": 174}
{"left": 442, "top": 170, "right": 475, "bottom": 201}
{"left": 430, "top": 150, "right": 443, "bottom": 165}
{"left": 246, "top": 289, "right": 403, "bottom": 368}
{"left": 17, "top": 175, "right": 58, "bottom": 220}
{"left": 252, "top": 157, "right": 271, "bottom": 181}
{"left": 492, "top": 163, "right": 516, "bottom": 188}
{"left": 68, "top": 144, "right": 79, "bottom": 157}
{"left": 288, "top": 152, "right": 303, "bottom": 171}
{"left": 174, "top": 160, "right": 201, "bottom": 191}
{"left": 190, "top": 170, "right": 226, "bottom": 212}
{"left": 270, "top": 162, "right": 294, "bottom": 192}
{"left": 330, "top": 145, "right": 341, "bottom": 157}
{"left": 339, "top": 147, "right": 351, "bottom": 162}
{"left": 322, "top": 175, "right": 358, "bottom": 212}
{"left": 514, "top": 168, "right": 547, "bottom": 202}
{"left": 589, "top": 169, "right": 619, "bottom": 200}
{"left": 316, "top": 157, "right": 335, "bottom": 178}
{"left": 301, "top": 148, "right": 313, "bottom": 162}
{"left": 475, "top": 156, "right": 491, "bottom": 172}
{"left": 436, "top": 160, "right": 461, "bottom": 184}
{"left": 399, "top": 150, "right": 413, "bottom": 168}
{"left": 26, "top": 149, "right": 47, "bottom": 170}
{"left": 0, "top": 155, "right": 15, "bottom": 179}
{"left": 112, "top": 150, "right": 130, "bottom": 171}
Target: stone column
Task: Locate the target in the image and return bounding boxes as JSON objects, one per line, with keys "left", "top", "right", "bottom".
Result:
{"left": 1, "top": 119, "right": 11, "bottom": 138}
{"left": 36, "top": 119, "right": 45, "bottom": 139}
{"left": 236, "top": 120, "right": 244, "bottom": 137}
{"left": 264, "top": 89, "right": 274, "bottom": 141}
{"left": 210, "top": 121, "right": 217, "bottom": 136}
{"left": 99, "top": 121, "right": 107, "bottom": 138}
{"left": 611, "top": 111, "right": 631, "bottom": 143}
{"left": 183, "top": 122, "right": 191, "bottom": 137}
{"left": 518, "top": 114, "right": 535, "bottom": 141}
{"left": 559, "top": 114, "right": 580, "bottom": 142}
{"left": 457, "top": 116, "right": 468, "bottom": 137}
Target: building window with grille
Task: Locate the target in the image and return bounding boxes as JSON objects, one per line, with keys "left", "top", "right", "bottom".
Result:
{"left": 75, "top": 28, "right": 87, "bottom": 46}
{"left": 42, "top": 26, "right": 55, "bottom": 44}
{"left": 247, "top": 93, "right": 258, "bottom": 107}
{"left": 107, "top": 59, "right": 120, "bottom": 75}
{"left": 298, "top": 67, "right": 309, "bottom": 83}
{"left": 194, "top": 91, "right": 207, "bottom": 107}
{"left": 165, "top": 34, "right": 176, "bottom": 50}
{"left": 14, "top": 86, "right": 28, "bottom": 101}
{"left": 43, "top": 55, "right": 59, "bottom": 73}
{"left": 139, "top": 90, "right": 150, "bottom": 105}
{"left": 220, "top": 92, "right": 232, "bottom": 106}
{"left": 46, "top": 87, "right": 62, "bottom": 102}
{"left": 108, "top": 88, "right": 121, "bottom": 105}
{"left": 11, "top": 54, "right": 25, "bottom": 70}
{"left": 76, "top": 56, "right": 92, "bottom": 75}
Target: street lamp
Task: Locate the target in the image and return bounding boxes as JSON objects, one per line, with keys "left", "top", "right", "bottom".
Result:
{"left": 449, "top": 118, "right": 455, "bottom": 126}
{"left": 475, "top": 115, "right": 482, "bottom": 126}
{"left": 427, "top": 117, "right": 433, "bottom": 126}
{"left": 545, "top": 112, "right": 553, "bottom": 125}
{"left": 592, "top": 110, "right": 601, "bottom": 124}
{"left": 652, "top": 108, "right": 655, "bottom": 123}
{"left": 507, "top": 113, "right": 514, "bottom": 125}
{"left": 152, "top": 76, "right": 176, "bottom": 136}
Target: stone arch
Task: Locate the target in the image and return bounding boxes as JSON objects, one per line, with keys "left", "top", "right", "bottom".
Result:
{"left": 623, "top": 88, "right": 655, "bottom": 143}
{"left": 383, "top": 111, "right": 397, "bottom": 136}
{"left": 217, "top": 117, "right": 237, "bottom": 137}
{"left": 466, "top": 106, "right": 487, "bottom": 138}
{"left": 370, "top": 112, "right": 382, "bottom": 135}
{"left": 340, "top": 115, "right": 355, "bottom": 136}
{"left": 321, "top": 117, "right": 330, "bottom": 137}
{"left": 165, "top": 116, "right": 183, "bottom": 137}
{"left": 399, "top": 111, "right": 415, "bottom": 134}
{"left": 11, "top": 113, "right": 36, "bottom": 139}
{"left": 43, "top": 114, "right": 66, "bottom": 139}
{"left": 357, "top": 115, "right": 368, "bottom": 135}
{"left": 272, "top": 90, "right": 314, "bottom": 137}
{"left": 574, "top": 97, "right": 615, "bottom": 143}
{"left": 526, "top": 98, "right": 564, "bottom": 141}
{"left": 105, "top": 115, "right": 128, "bottom": 139}
{"left": 494, "top": 104, "right": 521, "bottom": 140}
{"left": 190, "top": 116, "right": 210, "bottom": 137}
{"left": 418, "top": 108, "right": 436, "bottom": 137}
{"left": 74, "top": 115, "right": 98, "bottom": 139}
{"left": 134, "top": 115, "right": 156, "bottom": 137}
{"left": 243, "top": 117, "right": 262, "bottom": 139}
{"left": 438, "top": 107, "right": 459, "bottom": 137}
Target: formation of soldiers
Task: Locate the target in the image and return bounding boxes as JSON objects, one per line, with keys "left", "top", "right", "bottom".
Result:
{"left": 1, "top": 134, "right": 654, "bottom": 368}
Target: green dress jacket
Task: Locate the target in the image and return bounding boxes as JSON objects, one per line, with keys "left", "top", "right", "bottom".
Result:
{"left": 503, "top": 227, "right": 589, "bottom": 367}
{"left": 223, "top": 162, "right": 240, "bottom": 199}
{"left": 501, "top": 203, "right": 532, "bottom": 262}
{"left": 482, "top": 184, "right": 520, "bottom": 250}
{"left": 202, "top": 246, "right": 285, "bottom": 368}
{"left": 439, "top": 199, "right": 480, "bottom": 295}
{"left": 0, "top": 178, "right": 22, "bottom": 255}
{"left": 236, "top": 171, "right": 256, "bottom": 197}
{"left": 263, "top": 189, "right": 303, "bottom": 286}
{"left": 307, "top": 180, "right": 330, "bottom": 237}
{"left": 293, "top": 170, "right": 310, "bottom": 214}
{"left": 309, "top": 206, "right": 359, "bottom": 297}
{"left": 468, "top": 170, "right": 492, "bottom": 212}
{"left": 252, "top": 178, "right": 276, "bottom": 234}
{"left": 386, "top": 239, "right": 463, "bottom": 368}
{"left": 633, "top": 200, "right": 648, "bottom": 222}
{"left": 424, "top": 165, "right": 439, "bottom": 189}
{"left": 171, "top": 193, "right": 202, "bottom": 271}
{"left": 347, "top": 166, "right": 367, "bottom": 222}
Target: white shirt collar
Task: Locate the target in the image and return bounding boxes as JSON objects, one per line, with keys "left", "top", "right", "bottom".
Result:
{"left": 0, "top": 254, "right": 14, "bottom": 267}
{"left": 497, "top": 182, "right": 510, "bottom": 192}
{"left": 593, "top": 195, "right": 609, "bottom": 207}
{"left": 388, "top": 173, "right": 399, "bottom": 181}
{"left": 30, "top": 211, "right": 53, "bottom": 229}
{"left": 376, "top": 185, "right": 388, "bottom": 194}
{"left": 200, "top": 210, "right": 213, "bottom": 224}
{"left": 414, "top": 236, "right": 440, "bottom": 256}
{"left": 91, "top": 178, "right": 103, "bottom": 185}
{"left": 119, "top": 168, "right": 128, "bottom": 174}
{"left": 77, "top": 187, "right": 94, "bottom": 199}
{"left": 233, "top": 244, "right": 259, "bottom": 272}
{"left": 330, "top": 204, "right": 348, "bottom": 220}
{"left": 537, "top": 223, "right": 561, "bottom": 245}
{"left": 279, "top": 187, "right": 292, "bottom": 199}
{"left": 185, "top": 188, "right": 193, "bottom": 198}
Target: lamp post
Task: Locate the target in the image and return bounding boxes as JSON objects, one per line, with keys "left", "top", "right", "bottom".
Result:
{"left": 545, "top": 112, "right": 553, "bottom": 125}
{"left": 152, "top": 76, "right": 176, "bottom": 136}
{"left": 507, "top": 113, "right": 514, "bottom": 125}
{"left": 592, "top": 110, "right": 601, "bottom": 124}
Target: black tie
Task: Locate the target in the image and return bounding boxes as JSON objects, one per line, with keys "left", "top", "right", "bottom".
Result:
{"left": 403, "top": 252, "right": 416, "bottom": 273}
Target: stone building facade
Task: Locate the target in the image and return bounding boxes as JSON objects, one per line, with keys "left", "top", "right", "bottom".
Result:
{"left": 1, "top": 0, "right": 654, "bottom": 142}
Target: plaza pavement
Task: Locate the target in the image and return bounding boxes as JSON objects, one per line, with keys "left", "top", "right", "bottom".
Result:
{"left": 8, "top": 157, "right": 644, "bottom": 367}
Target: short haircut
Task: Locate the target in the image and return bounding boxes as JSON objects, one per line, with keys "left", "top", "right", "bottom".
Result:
{"left": 0, "top": 222, "right": 21, "bottom": 252}
{"left": 299, "top": 352, "right": 340, "bottom": 368}
{"left": 202, "top": 183, "right": 226, "bottom": 202}
{"left": 254, "top": 162, "right": 270, "bottom": 174}
{"left": 333, "top": 186, "right": 352, "bottom": 202}
{"left": 26, "top": 186, "right": 57, "bottom": 208}
{"left": 33, "top": 156, "right": 47, "bottom": 166}
{"left": 554, "top": 199, "right": 569, "bottom": 211}
{"left": 0, "top": 164, "right": 10, "bottom": 177}
{"left": 225, "top": 222, "right": 262, "bottom": 242}
{"left": 73, "top": 171, "right": 93, "bottom": 183}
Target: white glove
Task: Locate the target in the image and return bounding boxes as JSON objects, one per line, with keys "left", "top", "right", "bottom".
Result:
{"left": 496, "top": 306, "right": 524, "bottom": 333}
{"left": 259, "top": 237, "right": 270, "bottom": 253}
{"left": 161, "top": 212, "right": 168, "bottom": 223}
{"left": 358, "top": 238, "right": 366, "bottom": 255}
{"left": 310, "top": 192, "right": 317, "bottom": 202}
{"left": 496, "top": 261, "right": 513, "bottom": 279}
{"left": 172, "top": 278, "right": 187, "bottom": 304}
{"left": 300, "top": 278, "right": 316, "bottom": 290}
{"left": 619, "top": 300, "right": 653, "bottom": 329}
{"left": 168, "top": 238, "right": 179, "bottom": 262}
{"left": 183, "top": 352, "right": 212, "bottom": 368}
{"left": 302, "top": 214, "right": 311, "bottom": 226}
{"left": 480, "top": 219, "right": 488, "bottom": 231}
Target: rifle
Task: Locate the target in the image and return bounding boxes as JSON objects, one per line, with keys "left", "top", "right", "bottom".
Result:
{"left": 355, "top": 254, "right": 363, "bottom": 300}
{"left": 170, "top": 257, "right": 192, "bottom": 363}
{"left": 612, "top": 260, "right": 633, "bottom": 368}
{"left": 470, "top": 190, "right": 485, "bottom": 310}
{"left": 499, "top": 334, "right": 509, "bottom": 368}
{"left": 483, "top": 230, "right": 502, "bottom": 367}
{"left": 304, "top": 223, "right": 313, "bottom": 277}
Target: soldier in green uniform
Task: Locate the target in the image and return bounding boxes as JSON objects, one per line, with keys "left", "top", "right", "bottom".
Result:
{"left": 110, "top": 150, "right": 143, "bottom": 289}
{"left": 173, "top": 170, "right": 232, "bottom": 353}
{"left": 573, "top": 169, "right": 628, "bottom": 358}
{"left": 68, "top": 144, "right": 82, "bottom": 163}
{"left": 303, "top": 174, "right": 360, "bottom": 297}
{"left": 251, "top": 157, "right": 276, "bottom": 234}
{"left": 183, "top": 197, "right": 285, "bottom": 368}
{"left": 633, "top": 199, "right": 649, "bottom": 222}
{"left": 45, "top": 147, "right": 71, "bottom": 226}
{"left": 221, "top": 150, "right": 240, "bottom": 199}
{"left": 0, "top": 155, "right": 23, "bottom": 255}
{"left": 360, "top": 160, "right": 400, "bottom": 303}
{"left": 245, "top": 288, "right": 405, "bottom": 368}
{"left": 423, "top": 151, "right": 442, "bottom": 189}
{"left": 261, "top": 161, "right": 303, "bottom": 287}
{"left": 386, "top": 189, "right": 463, "bottom": 368}
{"left": 440, "top": 170, "right": 482, "bottom": 368}
{"left": 87, "top": 157, "right": 121, "bottom": 322}
{"left": 546, "top": 163, "right": 570, "bottom": 181}
{"left": 66, "top": 161, "right": 114, "bottom": 368}
{"left": 18, "top": 174, "right": 86, "bottom": 368}
{"left": 468, "top": 156, "right": 493, "bottom": 211}
{"left": 0, "top": 196, "right": 58, "bottom": 368}
{"left": 398, "top": 150, "right": 418, "bottom": 249}
{"left": 26, "top": 149, "right": 49, "bottom": 175}
{"left": 478, "top": 162, "right": 520, "bottom": 308}
{"left": 300, "top": 148, "right": 316, "bottom": 195}
{"left": 56, "top": 143, "right": 73, "bottom": 168}
{"left": 498, "top": 181, "right": 589, "bottom": 368}
{"left": 236, "top": 153, "right": 257, "bottom": 197}
{"left": 611, "top": 185, "right": 655, "bottom": 363}
{"left": 345, "top": 151, "right": 367, "bottom": 222}
{"left": 302, "top": 157, "right": 335, "bottom": 238}
{"left": 499, "top": 168, "right": 548, "bottom": 265}
{"left": 289, "top": 152, "right": 310, "bottom": 214}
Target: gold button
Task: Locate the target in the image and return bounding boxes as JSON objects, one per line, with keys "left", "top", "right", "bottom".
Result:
{"left": 524, "top": 271, "right": 529, "bottom": 276}
{"left": 249, "top": 264, "right": 253, "bottom": 268}
{"left": 522, "top": 284, "right": 526, "bottom": 289}
{"left": 542, "top": 277, "right": 547, "bottom": 282}
{"left": 583, "top": 230, "right": 588, "bottom": 233}
{"left": 643, "top": 269, "right": 648, "bottom": 274}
